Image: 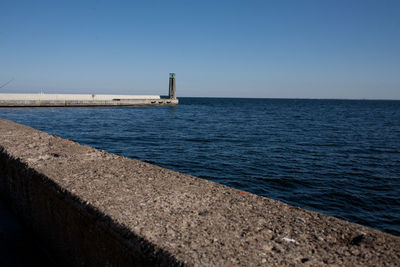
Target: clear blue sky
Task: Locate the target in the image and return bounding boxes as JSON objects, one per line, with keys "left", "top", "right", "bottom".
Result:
{"left": 1, "top": 0, "right": 399, "bottom": 99}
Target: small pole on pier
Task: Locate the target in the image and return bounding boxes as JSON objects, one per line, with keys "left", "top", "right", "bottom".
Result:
{"left": 169, "top": 73, "right": 176, "bottom": 99}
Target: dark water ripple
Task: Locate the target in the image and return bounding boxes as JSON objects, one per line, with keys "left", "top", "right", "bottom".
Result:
{"left": 0, "top": 98, "right": 399, "bottom": 236}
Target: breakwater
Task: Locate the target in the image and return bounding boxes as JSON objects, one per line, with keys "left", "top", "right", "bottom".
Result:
{"left": 0, "top": 73, "right": 178, "bottom": 107}
{"left": 0, "top": 118, "right": 399, "bottom": 266}
{"left": 0, "top": 93, "right": 178, "bottom": 107}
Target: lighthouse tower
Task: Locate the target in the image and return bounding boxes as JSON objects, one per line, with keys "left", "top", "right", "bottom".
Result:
{"left": 169, "top": 73, "right": 176, "bottom": 99}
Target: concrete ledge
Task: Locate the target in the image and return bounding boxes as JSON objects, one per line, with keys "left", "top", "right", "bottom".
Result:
{"left": 0, "top": 118, "right": 399, "bottom": 266}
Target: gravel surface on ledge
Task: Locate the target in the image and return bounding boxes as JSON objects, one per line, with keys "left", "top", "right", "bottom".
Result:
{"left": 0, "top": 118, "right": 399, "bottom": 266}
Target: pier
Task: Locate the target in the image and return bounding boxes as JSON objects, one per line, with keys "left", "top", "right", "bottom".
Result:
{"left": 0, "top": 74, "right": 178, "bottom": 107}
{"left": 0, "top": 119, "right": 399, "bottom": 266}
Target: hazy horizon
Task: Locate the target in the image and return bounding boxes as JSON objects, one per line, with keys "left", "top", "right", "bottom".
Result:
{"left": 1, "top": 0, "right": 399, "bottom": 100}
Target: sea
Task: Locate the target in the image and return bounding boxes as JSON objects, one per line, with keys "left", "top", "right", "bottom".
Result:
{"left": 0, "top": 97, "right": 399, "bottom": 237}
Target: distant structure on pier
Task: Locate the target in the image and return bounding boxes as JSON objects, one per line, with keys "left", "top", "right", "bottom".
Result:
{"left": 169, "top": 73, "right": 176, "bottom": 100}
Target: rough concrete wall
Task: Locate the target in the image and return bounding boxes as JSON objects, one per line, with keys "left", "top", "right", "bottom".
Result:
{"left": 0, "top": 134, "right": 178, "bottom": 266}
{"left": 0, "top": 118, "right": 399, "bottom": 266}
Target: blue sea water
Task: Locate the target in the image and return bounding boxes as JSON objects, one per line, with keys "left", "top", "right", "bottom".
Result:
{"left": 0, "top": 97, "right": 399, "bottom": 236}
